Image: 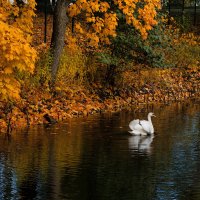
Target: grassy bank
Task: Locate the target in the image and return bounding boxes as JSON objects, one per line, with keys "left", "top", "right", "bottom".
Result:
{"left": 0, "top": 66, "right": 199, "bottom": 133}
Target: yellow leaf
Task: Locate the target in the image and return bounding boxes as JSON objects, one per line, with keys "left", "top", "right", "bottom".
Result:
{"left": 4, "top": 67, "right": 13, "bottom": 74}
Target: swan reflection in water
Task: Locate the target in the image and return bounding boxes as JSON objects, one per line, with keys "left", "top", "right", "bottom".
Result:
{"left": 128, "top": 135, "right": 154, "bottom": 154}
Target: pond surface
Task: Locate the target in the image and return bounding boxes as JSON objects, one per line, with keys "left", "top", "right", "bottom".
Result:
{"left": 0, "top": 101, "right": 200, "bottom": 200}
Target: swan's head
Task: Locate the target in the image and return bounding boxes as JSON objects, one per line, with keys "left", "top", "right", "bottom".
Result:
{"left": 148, "top": 112, "right": 156, "bottom": 117}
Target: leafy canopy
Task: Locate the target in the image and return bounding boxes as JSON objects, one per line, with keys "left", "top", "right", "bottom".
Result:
{"left": 68, "top": 0, "right": 161, "bottom": 46}
{"left": 0, "top": 0, "right": 37, "bottom": 100}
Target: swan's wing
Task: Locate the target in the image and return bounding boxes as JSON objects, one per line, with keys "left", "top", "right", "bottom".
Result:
{"left": 129, "top": 119, "right": 147, "bottom": 135}
{"left": 140, "top": 120, "right": 153, "bottom": 134}
{"left": 129, "top": 130, "right": 144, "bottom": 135}
{"left": 129, "top": 119, "right": 140, "bottom": 130}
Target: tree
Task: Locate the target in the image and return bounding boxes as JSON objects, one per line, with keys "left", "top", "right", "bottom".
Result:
{"left": 50, "top": 0, "right": 161, "bottom": 84}
{"left": 0, "top": 0, "right": 37, "bottom": 100}
{"left": 50, "top": 0, "right": 69, "bottom": 85}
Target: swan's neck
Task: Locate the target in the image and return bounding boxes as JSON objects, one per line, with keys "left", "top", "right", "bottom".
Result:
{"left": 148, "top": 114, "right": 154, "bottom": 134}
{"left": 148, "top": 115, "right": 152, "bottom": 123}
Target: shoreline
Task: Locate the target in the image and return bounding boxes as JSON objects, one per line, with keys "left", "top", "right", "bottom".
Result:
{"left": 0, "top": 70, "right": 199, "bottom": 134}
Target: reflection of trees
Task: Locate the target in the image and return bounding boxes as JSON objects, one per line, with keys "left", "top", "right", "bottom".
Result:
{"left": 18, "top": 170, "right": 38, "bottom": 199}
{"left": 151, "top": 103, "right": 200, "bottom": 200}
{"left": 60, "top": 131, "right": 157, "bottom": 200}
{"left": 174, "top": 111, "right": 200, "bottom": 200}
{"left": 59, "top": 104, "right": 197, "bottom": 200}
{"left": 0, "top": 122, "right": 84, "bottom": 200}
{"left": 0, "top": 101, "right": 199, "bottom": 200}
{"left": 116, "top": 102, "right": 200, "bottom": 200}
{"left": 58, "top": 113, "right": 158, "bottom": 200}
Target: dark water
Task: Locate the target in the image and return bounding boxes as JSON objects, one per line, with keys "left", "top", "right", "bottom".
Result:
{"left": 0, "top": 101, "right": 200, "bottom": 200}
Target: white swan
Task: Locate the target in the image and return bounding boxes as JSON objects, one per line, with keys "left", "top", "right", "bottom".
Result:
{"left": 129, "top": 112, "right": 156, "bottom": 136}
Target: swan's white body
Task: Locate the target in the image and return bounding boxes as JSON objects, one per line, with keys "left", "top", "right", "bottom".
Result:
{"left": 129, "top": 112, "right": 155, "bottom": 136}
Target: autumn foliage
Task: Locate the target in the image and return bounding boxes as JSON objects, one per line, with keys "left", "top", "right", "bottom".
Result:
{"left": 68, "top": 0, "right": 161, "bottom": 46}
{"left": 0, "top": 0, "right": 37, "bottom": 100}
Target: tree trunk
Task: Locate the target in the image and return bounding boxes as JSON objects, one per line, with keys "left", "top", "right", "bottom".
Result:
{"left": 50, "top": 0, "right": 69, "bottom": 85}
{"left": 106, "top": 64, "right": 116, "bottom": 86}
